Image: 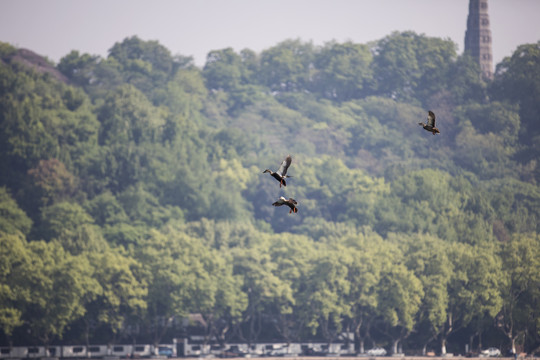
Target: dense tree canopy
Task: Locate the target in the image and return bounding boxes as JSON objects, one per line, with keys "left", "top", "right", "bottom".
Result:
{"left": 1, "top": 32, "right": 539, "bottom": 355}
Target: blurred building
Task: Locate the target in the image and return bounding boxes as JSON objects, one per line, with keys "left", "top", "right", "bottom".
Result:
{"left": 464, "top": 0, "right": 493, "bottom": 79}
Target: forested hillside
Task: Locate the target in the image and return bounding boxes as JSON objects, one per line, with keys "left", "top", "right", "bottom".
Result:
{"left": 1, "top": 33, "right": 539, "bottom": 354}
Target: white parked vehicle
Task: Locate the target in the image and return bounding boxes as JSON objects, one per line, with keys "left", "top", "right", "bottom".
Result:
{"left": 367, "top": 347, "right": 387, "bottom": 356}
{"left": 481, "top": 348, "right": 501, "bottom": 357}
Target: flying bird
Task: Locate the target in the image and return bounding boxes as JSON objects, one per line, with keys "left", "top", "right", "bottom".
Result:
{"left": 263, "top": 155, "right": 293, "bottom": 187}
{"left": 272, "top": 196, "right": 298, "bottom": 214}
{"left": 418, "top": 111, "right": 440, "bottom": 135}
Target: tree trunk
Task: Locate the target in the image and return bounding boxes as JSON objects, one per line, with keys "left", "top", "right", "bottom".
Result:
{"left": 422, "top": 329, "right": 438, "bottom": 356}
{"left": 441, "top": 312, "right": 453, "bottom": 355}
{"left": 478, "top": 331, "right": 483, "bottom": 352}
{"left": 392, "top": 339, "right": 399, "bottom": 355}
{"left": 359, "top": 340, "right": 365, "bottom": 354}
{"left": 441, "top": 338, "right": 447, "bottom": 355}
{"left": 354, "top": 318, "right": 364, "bottom": 354}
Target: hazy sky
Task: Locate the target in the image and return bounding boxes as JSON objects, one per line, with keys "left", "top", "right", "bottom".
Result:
{"left": 1, "top": 0, "right": 539, "bottom": 68}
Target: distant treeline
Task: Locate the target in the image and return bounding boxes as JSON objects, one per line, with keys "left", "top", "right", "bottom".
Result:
{"left": 0, "top": 34, "right": 539, "bottom": 355}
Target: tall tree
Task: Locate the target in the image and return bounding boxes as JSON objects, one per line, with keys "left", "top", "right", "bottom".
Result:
{"left": 296, "top": 244, "right": 352, "bottom": 344}
{"left": 375, "top": 240, "right": 423, "bottom": 355}
{"left": 343, "top": 232, "right": 383, "bottom": 353}
{"left": 403, "top": 234, "right": 453, "bottom": 354}
{"left": 232, "top": 245, "right": 290, "bottom": 346}
{"left": 83, "top": 250, "right": 147, "bottom": 345}
{"left": 0, "top": 187, "right": 32, "bottom": 236}
{"left": 0, "top": 232, "right": 29, "bottom": 339}
{"left": 259, "top": 39, "right": 314, "bottom": 92}
{"left": 203, "top": 48, "right": 244, "bottom": 92}
{"left": 22, "top": 241, "right": 100, "bottom": 345}
{"left": 439, "top": 243, "right": 502, "bottom": 354}
{"left": 38, "top": 201, "right": 106, "bottom": 255}
{"left": 491, "top": 42, "right": 540, "bottom": 147}
{"left": 372, "top": 31, "right": 457, "bottom": 104}
{"left": 313, "top": 41, "right": 373, "bottom": 101}
{"left": 497, "top": 234, "right": 540, "bottom": 353}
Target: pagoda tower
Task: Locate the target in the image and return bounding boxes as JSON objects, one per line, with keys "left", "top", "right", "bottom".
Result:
{"left": 464, "top": 0, "right": 493, "bottom": 78}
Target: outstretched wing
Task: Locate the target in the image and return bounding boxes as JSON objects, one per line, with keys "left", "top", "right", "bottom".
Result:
{"left": 288, "top": 198, "right": 298, "bottom": 205}
{"left": 427, "top": 111, "right": 436, "bottom": 127}
{"left": 277, "top": 155, "right": 292, "bottom": 177}
{"left": 272, "top": 197, "right": 287, "bottom": 206}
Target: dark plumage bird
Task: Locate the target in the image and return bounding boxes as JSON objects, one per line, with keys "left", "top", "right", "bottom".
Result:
{"left": 263, "top": 155, "right": 293, "bottom": 187}
{"left": 418, "top": 111, "right": 440, "bottom": 135}
{"left": 272, "top": 196, "right": 298, "bottom": 214}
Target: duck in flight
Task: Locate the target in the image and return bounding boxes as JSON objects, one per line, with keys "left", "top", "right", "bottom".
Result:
{"left": 418, "top": 111, "right": 440, "bottom": 135}
{"left": 263, "top": 155, "right": 293, "bottom": 187}
{"left": 272, "top": 196, "right": 298, "bottom": 214}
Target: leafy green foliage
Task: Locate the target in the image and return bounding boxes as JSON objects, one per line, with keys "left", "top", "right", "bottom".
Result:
{"left": 372, "top": 31, "right": 457, "bottom": 104}
{"left": 0, "top": 232, "right": 29, "bottom": 336}
{"left": 0, "top": 187, "right": 32, "bottom": 235}
{"left": 0, "top": 33, "right": 539, "bottom": 353}
{"left": 312, "top": 41, "right": 373, "bottom": 101}
{"left": 22, "top": 241, "right": 100, "bottom": 344}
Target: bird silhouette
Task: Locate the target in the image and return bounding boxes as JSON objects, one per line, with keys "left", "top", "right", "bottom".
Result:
{"left": 418, "top": 111, "right": 440, "bottom": 135}
{"left": 263, "top": 155, "right": 293, "bottom": 187}
{"left": 272, "top": 196, "right": 298, "bottom": 214}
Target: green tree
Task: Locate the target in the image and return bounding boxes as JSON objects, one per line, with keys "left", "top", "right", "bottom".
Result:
{"left": 259, "top": 39, "right": 314, "bottom": 92}
{"left": 83, "top": 250, "right": 147, "bottom": 344}
{"left": 342, "top": 231, "right": 384, "bottom": 353}
{"left": 57, "top": 50, "right": 100, "bottom": 88}
{"left": 446, "top": 54, "right": 488, "bottom": 105}
{"left": 402, "top": 234, "right": 453, "bottom": 354}
{"left": 497, "top": 234, "right": 540, "bottom": 353}
{"left": 0, "top": 232, "right": 29, "bottom": 338}
{"left": 98, "top": 84, "right": 165, "bottom": 146}
{"left": 439, "top": 242, "right": 502, "bottom": 354}
{"left": 487, "top": 178, "right": 540, "bottom": 237}
{"left": 0, "top": 41, "right": 17, "bottom": 58}
{"left": 106, "top": 36, "right": 192, "bottom": 102}
{"left": 117, "top": 184, "right": 183, "bottom": 228}
{"left": 22, "top": 240, "right": 99, "bottom": 345}
{"left": 0, "top": 60, "right": 99, "bottom": 198}
{"left": 296, "top": 243, "right": 351, "bottom": 343}
{"left": 164, "top": 68, "right": 206, "bottom": 124}
{"left": 193, "top": 248, "right": 247, "bottom": 347}
{"left": 490, "top": 42, "right": 540, "bottom": 182}
{"left": 372, "top": 31, "right": 457, "bottom": 104}
{"left": 0, "top": 187, "right": 32, "bottom": 236}
{"left": 95, "top": 85, "right": 167, "bottom": 193}
{"left": 312, "top": 41, "right": 373, "bottom": 101}
{"left": 202, "top": 48, "right": 266, "bottom": 114}
{"left": 38, "top": 201, "right": 106, "bottom": 255}
{"left": 269, "top": 233, "right": 317, "bottom": 344}
{"left": 203, "top": 48, "right": 244, "bottom": 91}
{"left": 491, "top": 42, "right": 540, "bottom": 147}
{"left": 376, "top": 239, "right": 423, "bottom": 354}
{"left": 232, "top": 244, "right": 290, "bottom": 345}
{"left": 133, "top": 228, "right": 222, "bottom": 345}
{"left": 452, "top": 102, "right": 520, "bottom": 178}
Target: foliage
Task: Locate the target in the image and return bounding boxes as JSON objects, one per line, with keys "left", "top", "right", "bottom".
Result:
{"left": 0, "top": 33, "right": 539, "bottom": 354}
{"left": 0, "top": 187, "right": 32, "bottom": 236}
